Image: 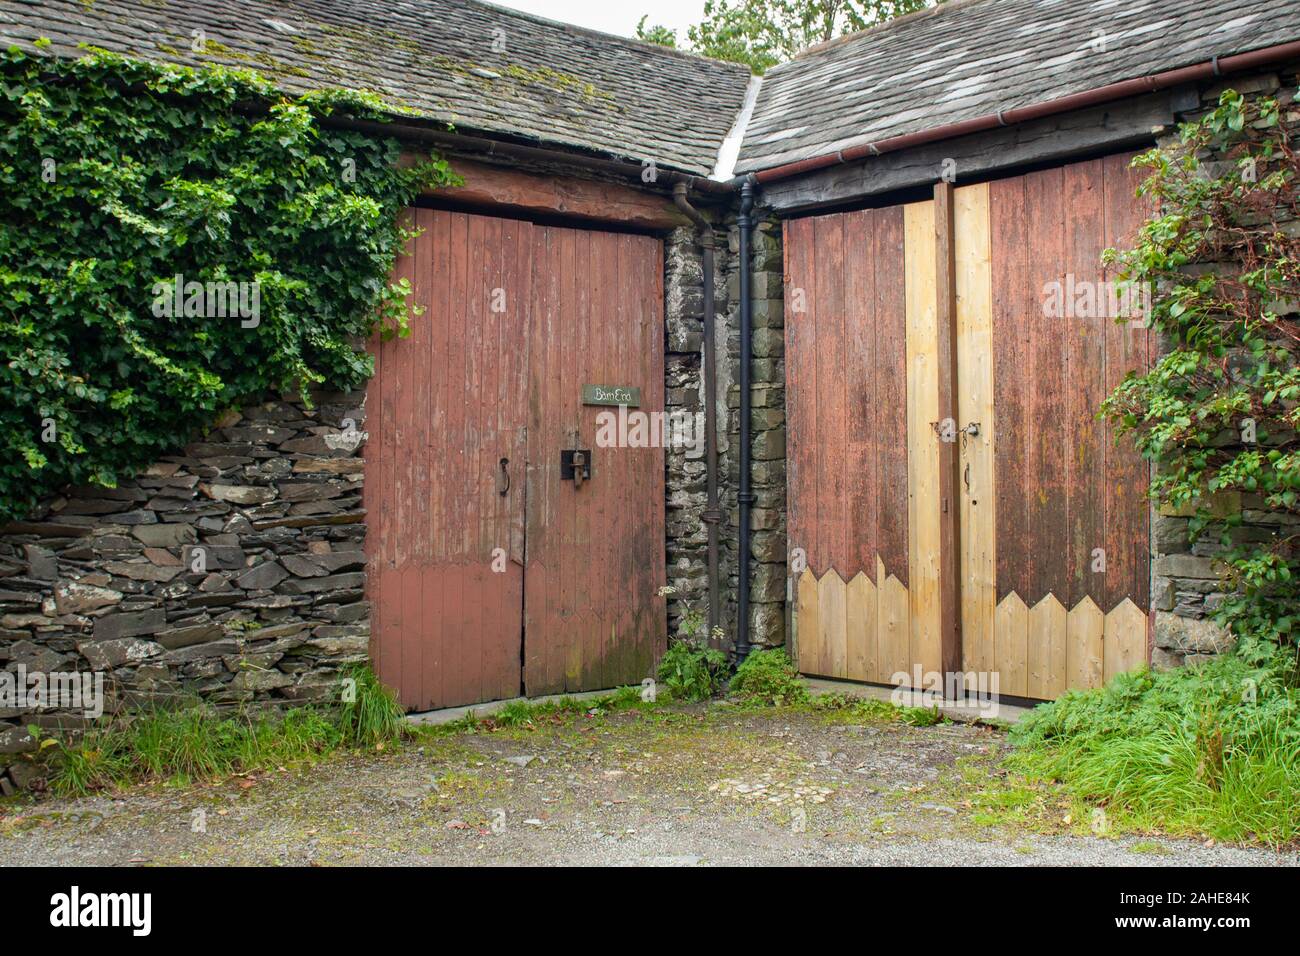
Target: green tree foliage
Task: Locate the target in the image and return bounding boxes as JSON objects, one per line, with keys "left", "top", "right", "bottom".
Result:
{"left": 634, "top": 15, "right": 678, "bottom": 48}
{"left": 1102, "top": 89, "right": 1300, "bottom": 663}
{"left": 637, "top": 0, "right": 933, "bottom": 73}
{"left": 0, "top": 46, "right": 457, "bottom": 521}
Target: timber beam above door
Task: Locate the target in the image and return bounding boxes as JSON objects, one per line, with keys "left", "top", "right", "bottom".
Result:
{"left": 401, "top": 152, "right": 694, "bottom": 230}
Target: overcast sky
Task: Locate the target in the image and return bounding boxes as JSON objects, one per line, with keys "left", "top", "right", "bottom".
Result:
{"left": 485, "top": 0, "right": 708, "bottom": 41}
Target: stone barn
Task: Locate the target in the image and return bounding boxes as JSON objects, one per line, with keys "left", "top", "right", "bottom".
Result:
{"left": 1, "top": 0, "right": 1298, "bottom": 789}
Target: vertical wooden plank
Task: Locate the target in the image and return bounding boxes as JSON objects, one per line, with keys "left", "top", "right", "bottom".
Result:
{"left": 796, "top": 569, "right": 821, "bottom": 675}
{"left": 524, "top": 224, "right": 545, "bottom": 695}
{"left": 878, "top": 556, "right": 912, "bottom": 685}
{"left": 933, "top": 184, "right": 963, "bottom": 680}
{"left": 844, "top": 209, "right": 880, "bottom": 676}
{"left": 1067, "top": 595, "right": 1105, "bottom": 690}
{"left": 955, "top": 183, "right": 996, "bottom": 687}
{"left": 396, "top": 209, "right": 421, "bottom": 710}
{"left": 411, "top": 210, "right": 433, "bottom": 708}
{"left": 819, "top": 570, "right": 848, "bottom": 678}
{"left": 1102, "top": 151, "right": 1153, "bottom": 617}
{"left": 1064, "top": 159, "right": 1107, "bottom": 612}
{"left": 904, "top": 199, "right": 942, "bottom": 678}
{"left": 1027, "top": 594, "right": 1068, "bottom": 699}
{"left": 875, "top": 206, "right": 910, "bottom": 587}
{"left": 845, "top": 571, "right": 877, "bottom": 681}
{"left": 989, "top": 177, "right": 1032, "bottom": 609}
{"left": 606, "top": 232, "right": 630, "bottom": 686}
{"left": 1104, "top": 598, "right": 1147, "bottom": 682}
{"left": 813, "top": 215, "right": 845, "bottom": 578}
{"left": 568, "top": 227, "right": 591, "bottom": 691}
{"left": 994, "top": 592, "right": 1029, "bottom": 697}
{"left": 586, "top": 228, "right": 610, "bottom": 691}
{"left": 1024, "top": 167, "right": 1069, "bottom": 623}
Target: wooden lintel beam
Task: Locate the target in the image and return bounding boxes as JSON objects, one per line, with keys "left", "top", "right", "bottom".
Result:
{"left": 404, "top": 152, "right": 692, "bottom": 230}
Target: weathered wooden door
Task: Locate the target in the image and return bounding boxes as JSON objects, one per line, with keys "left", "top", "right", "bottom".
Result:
{"left": 522, "top": 226, "right": 667, "bottom": 697}
{"left": 785, "top": 152, "right": 1151, "bottom": 700}
{"left": 367, "top": 208, "right": 666, "bottom": 711}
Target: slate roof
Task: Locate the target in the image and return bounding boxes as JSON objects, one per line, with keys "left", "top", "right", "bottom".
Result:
{"left": 0, "top": 0, "right": 753, "bottom": 176}
{"left": 736, "top": 0, "right": 1300, "bottom": 174}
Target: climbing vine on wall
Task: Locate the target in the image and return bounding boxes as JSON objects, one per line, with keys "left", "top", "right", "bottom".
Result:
{"left": 0, "top": 45, "right": 458, "bottom": 522}
{"left": 1103, "top": 88, "right": 1300, "bottom": 663}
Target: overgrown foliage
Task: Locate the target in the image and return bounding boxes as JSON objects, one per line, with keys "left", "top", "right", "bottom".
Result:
{"left": 1102, "top": 88, "right": 1300, "bottom": 661}
{"left": 0, "top": 45, "right": 457, "bottom": 521}
{"left": 637, "top": 0, "right": 932, "bottom": 74}
{"left": 1008, "top": 658, "right": 1300, "bottom": 845}
{"left": 729, "top": 649, "right": 808, "bottom": 705}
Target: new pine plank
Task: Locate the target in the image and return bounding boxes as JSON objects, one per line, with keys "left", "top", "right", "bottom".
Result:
{"left": 845, "top": 571, "right": 878, "bottom": 682}
{"left": 1027, "top": 593, "right": 1068, "bottom": 699}
{"left": 1067, "top": 595, "right": 1105, "bottom": 690}
{"left": 955, "top": 183, "right": 996, "bottom": 683}
{"left": 819, "top": 569, "right": 848, "bottom": 679}
{"left": 878, "top": 556, "right": 912, "bottom": 685}
{"left": 904, "top": 199, "right": 943, "bottom": 677}
{"left": 994, "top": 592, "right": 1029, "bottom": 697}
{"left": 1104, "top": 598, "right": 1148, "bottom": 683}
{"left": 796, "top": 569, "right": 822, "bottom": 675}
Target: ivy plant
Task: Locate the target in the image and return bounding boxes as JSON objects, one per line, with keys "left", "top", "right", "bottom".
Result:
{"left": 0, "top": 46, "right": 458, "bottom": 521}
{"left": 1102, "top": 88, "right": 1300, "bottom": 665}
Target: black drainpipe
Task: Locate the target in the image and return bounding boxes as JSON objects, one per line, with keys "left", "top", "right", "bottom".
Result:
{"left": 735, "top": 174, "right": 756, "bottom": 664}
{"left": 671, "top": 184, "right": 722, "bottom": 640}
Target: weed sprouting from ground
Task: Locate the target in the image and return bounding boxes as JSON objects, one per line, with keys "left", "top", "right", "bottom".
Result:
{"left": 729, "top": 649, "right": 808, "bottom": 706}
{"left": 657, "top": 641, "right": 729, "bottom": 702}
{"left": 337, "top": 663, "right": 407, "bottom": 748}
{"left": 810, "top": 693, "right": 943, "bottom": 726}
{"left": 432, "top": 685, "right": 655, "bottom": 734}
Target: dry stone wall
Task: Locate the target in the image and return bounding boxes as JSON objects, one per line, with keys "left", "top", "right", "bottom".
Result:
{"left": 0, "top": 391, "right": 369, "bottom": 793}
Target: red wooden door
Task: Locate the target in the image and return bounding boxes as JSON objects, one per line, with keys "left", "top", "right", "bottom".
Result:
{"left": 366, "top": 209, "right": 666, "bottom": 711}
{"left": 523, "top": 228, "right": 667, "bottom": 696}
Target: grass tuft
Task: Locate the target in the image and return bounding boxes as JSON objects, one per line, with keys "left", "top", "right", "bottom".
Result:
{"left": 37, "top": 665, "right": 409, "bottom": 796}
{"left": 336, "top": 663, "right": 407, "bottom": 748}
{"left": 1006, "top": 654, "right": 1300, "bottom": 845}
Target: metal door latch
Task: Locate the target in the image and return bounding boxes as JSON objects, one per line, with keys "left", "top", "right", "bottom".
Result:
{"left": 561, "top": 449, "right": 592, "bottom": 486}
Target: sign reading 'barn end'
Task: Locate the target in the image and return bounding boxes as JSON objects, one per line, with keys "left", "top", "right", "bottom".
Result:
{"left": 581, "top": 384, "right": 641, "bottom": 407}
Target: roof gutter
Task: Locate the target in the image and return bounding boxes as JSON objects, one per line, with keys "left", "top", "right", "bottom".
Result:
{"left": 752, "top": 38, "right": 1300, "bottom": 185}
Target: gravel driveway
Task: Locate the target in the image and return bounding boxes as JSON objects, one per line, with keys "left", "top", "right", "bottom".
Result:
{"left": 2, "top": 702, "right": 1295, "bottom": 866}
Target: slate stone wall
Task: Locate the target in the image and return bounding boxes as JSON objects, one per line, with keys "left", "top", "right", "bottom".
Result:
{"left": 1149, "top": 63, "right": 1300, "bottom": 669}
{"left": 731, "top": 217, "right": 787, "bottom": 649}
{"left": 662, "top": 213, "right": 787, "bottom": 652}
{"left": 0, "top": 391, "right": 369, "bottom": 793}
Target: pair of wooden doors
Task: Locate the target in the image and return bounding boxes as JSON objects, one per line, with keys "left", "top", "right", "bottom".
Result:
{"left": 365, "top": 208, "right": 667, "bottom": 712}
{"left": 786, "top": 152, "right": 1151, "bottom": 700}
